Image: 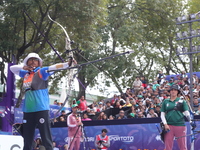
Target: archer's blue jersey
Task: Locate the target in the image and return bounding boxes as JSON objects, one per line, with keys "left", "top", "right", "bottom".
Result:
{"left": 19, "top": 67, "right": 53, "bottom": 113}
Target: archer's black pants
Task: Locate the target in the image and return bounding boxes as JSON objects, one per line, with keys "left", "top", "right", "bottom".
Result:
{"left": 23, "top": 110, "right": 53, "bottom": 150}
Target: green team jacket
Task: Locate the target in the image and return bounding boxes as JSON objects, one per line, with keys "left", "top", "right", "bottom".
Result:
{"left": 161, "top": 97, "right": 189, "bottom": 126}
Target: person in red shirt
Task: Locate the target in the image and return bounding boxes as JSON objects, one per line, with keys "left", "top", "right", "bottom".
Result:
{"left": 95, "top": 129, "right": 110, "bottom": 150}
{"left": 77, "top": 96, "right": 87, "bottom": 111}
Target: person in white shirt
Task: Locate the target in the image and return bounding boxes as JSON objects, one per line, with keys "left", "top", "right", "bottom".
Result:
{"left": 52, "top": 141, "right": 59, "bottom": 150}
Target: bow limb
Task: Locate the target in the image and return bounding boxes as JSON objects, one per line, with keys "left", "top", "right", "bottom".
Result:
{"left": 47, "top": 13, "right": 71, "bottom": 42}
{"left": 48, "top": 13, "right": 75, "bottom": 119}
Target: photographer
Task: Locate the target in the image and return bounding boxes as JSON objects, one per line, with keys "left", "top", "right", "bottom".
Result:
{"left": 67, "top": 104, "right": 83, "bottom": 150}
{"left": 95, "top": 129, "right": 110, "bottom": 150}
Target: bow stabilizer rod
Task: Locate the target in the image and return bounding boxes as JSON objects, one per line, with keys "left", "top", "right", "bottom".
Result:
{"left": 47, "top": 50, "right": 134, "bottom": 72}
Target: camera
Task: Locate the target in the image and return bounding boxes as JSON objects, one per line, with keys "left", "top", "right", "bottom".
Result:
{"left": 98, "top": 140, "right": 104, "bottom": 144}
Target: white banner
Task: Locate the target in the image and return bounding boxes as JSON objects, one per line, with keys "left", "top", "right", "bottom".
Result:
{"left": 0, "top": 135, "right": 23, "bottom": 150}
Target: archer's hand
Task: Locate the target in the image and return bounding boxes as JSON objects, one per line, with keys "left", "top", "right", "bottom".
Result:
{"left": 72, "top": 59, "right": 77, "bottom": 65}
{"left": 23, "top": 66, "right": 34, "bottom": 72}
{"left": 68, "top": 58, "right": 77, "bottom": 66}
{"left": 78, "top": 121, "right": 83, "bottom": 126}
{"left": 164, "top": 124, "right": 170, "bottom": 131}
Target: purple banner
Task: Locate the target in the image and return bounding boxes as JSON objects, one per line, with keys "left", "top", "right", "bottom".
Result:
{"left": 35, "top": 121, "right": 200, "bottom": 150}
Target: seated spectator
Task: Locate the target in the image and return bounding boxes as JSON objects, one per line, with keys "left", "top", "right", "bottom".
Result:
{"left": 183, "top": 77, "right": 189, "bottom": 85}
{"left": 193, "top": 98, "right": 199, "bottom": 112}
{"left": 167, "top": 79, "right": 174, "bottom": 86}
{"left": 143, "top": 98, "right": 151, "bottom": 108}
{"left": 147, "top": 84, "right": 153, "bottom": 91}
{"left": 131, "top": 99, "right": 139, "bottom": 108}
{"left": 139, "top": 107, "right": 147, "bottom": 117}
{"left": 147, "top": 102, "right": 156, "bottom": 112}
{"left": 147, "top": 108, "right": 158, "bottom": 118}
{"left": 89, "top": 109, "right": 96, "bottom": 116}
{"left": 116, "top": 110, "right": 127, "bottom": 119}
{"left": 53, "top": 100, "right": 58, "bottom": 105}
{"left": 97, "top": 111, "right": 105, "bottom": 120}
{"left": 57, "top": 110, "right": 67, "bottom": 122}
{"left": 193, "top": 89, "right": 199, "bottom": 97}
{"left": 100, "top": 99, "right": 106, "bottom": 107}
{"left": 154, "top": 97, "right": 161, "bottom": 107}
{"left": 113, "top": 100, "right": 122, "bottom": 109}
{"left": 137, "top": 111, "right": 145, "bottom": 118}
{"left": 111, "top": 94, "right": 118, "bottom": 105}
{"left": 164, "top": 85, "right": 170, "bottom": 92}
{"left": 153, "top": 90, "right": 159, "bottom": 98}
{"left": 108, "top": 115, "right": 115, "bottom": 120}
{"left": 137, "top": 90, "right": 144, "bottom": 96}
{"left": 124, "top": 88, "right": 132, "bottom": 98}
{"left": 127, "top": 105, "right": 136, "bottom": 118}
{"left": 122, "top": 98, "right": 132, "bottom": 108}
{"left": 58, "top": 116, "right": 65, "bottom": 122}
{"left": 93, "top": 101, "right": 98, "bottom": 107}
{"left": 183, "top": 85, "right": 189, "bottom": 96}
{"left": 181, "top": 70, "right": 188, "bottom": 79}
{"left": 105, "top": 101, "right": 113, "bottom": 109}
{"left": 91, "top": 103, "right": 97, "bottom": 112}
{"left": 177, "top": 76, "right": 184, "bottom": 88}
{"left": 159, "top": 84, "right": 165, "bottom": 91}
{"left": 195, "top": 105, "right": 200, "bottom": 115}
{"left": 34, "top": 138, "right": 43, "bottom": 150}
{"left": 85, "top": 107, "right": 91, "bottom": 115}
{"left": 138, "top": 101, "right": 144, "bottom": 108}
{"left": 118, "top": 95, "right": 126, "bottom": 106}
{"left": 155, "top": 105, "right": 161, "bottom": 117}
{"left": 82, "top": 113, "right": 92, "bottom": 121}
{"left": 152, "top": 81, "right": 160, "bottom": 91}
{"left": 97, "top": 102, "right": 105, "bottom": 112}
{"left": 196, "top": 84, "right": 200, "bottom": 97}
{"left": 52, "top": 141, "right": 59, "bottom": 150}
{"left": 136, "top": 95, "right": 143, "bottom": 103}
{"left": 193, "top": 74, "right": 199, "bottom": 84}
{"left": 63, "top": 144, "right": 68, "bottom": 150}
{"left": 102, "top": 114, "right": 108, "bottom": 120}
{"left": 53, "top": 118, "right": 58, "bottom": 123}
{"left": 158, "top": 92, "right": 165, "bottom": 102}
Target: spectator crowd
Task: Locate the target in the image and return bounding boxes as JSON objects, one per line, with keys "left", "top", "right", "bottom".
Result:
{"left": 54, "top": 70, "right": 200, "bottom": 122}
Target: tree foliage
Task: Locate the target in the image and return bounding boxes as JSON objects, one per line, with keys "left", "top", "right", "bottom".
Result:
{"left": 1, "top": 0, "right": 200, "bottom": 100}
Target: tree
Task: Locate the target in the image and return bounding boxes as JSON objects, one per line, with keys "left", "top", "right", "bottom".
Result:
{"left": 0, "top": 0, "right": 108, "bottom": 101}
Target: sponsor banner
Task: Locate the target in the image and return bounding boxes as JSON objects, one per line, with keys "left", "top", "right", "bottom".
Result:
{"left": 35, "top": 121, "right": 200, "bottom": 150}
{"left": 0, "top": 135, "right": 23, "bottom": 150}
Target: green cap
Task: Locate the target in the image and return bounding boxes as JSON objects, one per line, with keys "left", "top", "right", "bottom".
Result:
{"left": 72, "top": 104, "right": 78, "bottom": 108}
{"left": 130, "top": 113, "right": 135, "bottom": 117}
{"left": 137, "top": 95, "right": 143, "bottom": 98}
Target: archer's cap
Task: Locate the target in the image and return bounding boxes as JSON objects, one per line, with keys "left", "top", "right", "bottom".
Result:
{"left": 170, "top": 84, "right": 179, "bottom": 91}
{"left": 23, "top": 53, "right": 43, "bottom": 66}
